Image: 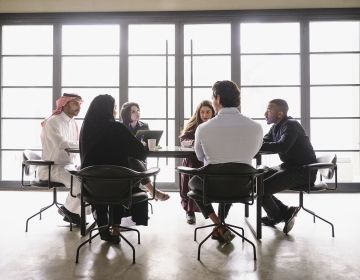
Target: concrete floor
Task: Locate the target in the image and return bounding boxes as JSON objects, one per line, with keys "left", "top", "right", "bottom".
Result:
{"left": 0, "top": 190, "right": 359, "bottom": 280}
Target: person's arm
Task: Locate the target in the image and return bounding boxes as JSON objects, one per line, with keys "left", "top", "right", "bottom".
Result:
{"left": 118, "top": 123, "right": 147, "bottom": 161}
{"left": 45, "top": 120, "right": 78, "bottom": 150}
{"left": 261, "top": 121, "right": 299, "bottom": 153}
{"left": 262, "top": 129, "right": 273, "bottom": 143}
{"left": 194, "top": 127, "right": 206, "bottom": 163}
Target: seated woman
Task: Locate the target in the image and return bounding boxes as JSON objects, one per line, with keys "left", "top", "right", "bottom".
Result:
{"left": 120, "top": 102, "right": 170, "bottom": 201}
{"left": 80, "top": 95, "right": 149, "bottom": 243}
{"left": 179, "top": 100, "right": 215, "bottom": 224}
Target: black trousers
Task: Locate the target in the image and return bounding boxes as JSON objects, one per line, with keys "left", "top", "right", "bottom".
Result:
{"left": 188, "top": 176, "right": 232, "bottom": 221}
{"left": 128, "top": 157, "right": 151, "bottom": 185}
{"left": 262, "top": 165, "right": 316, "bottom": 221}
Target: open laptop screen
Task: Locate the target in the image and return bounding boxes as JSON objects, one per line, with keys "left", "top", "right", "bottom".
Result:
{"left": 135, "top": 130, "right": 163, "bottom": 145}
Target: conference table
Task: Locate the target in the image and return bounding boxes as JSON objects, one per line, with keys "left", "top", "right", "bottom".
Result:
{"left": 66, "top": 146, "right": 265, "bottom": 239}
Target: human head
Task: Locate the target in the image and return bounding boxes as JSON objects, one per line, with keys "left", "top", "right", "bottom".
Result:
{"left": 85, "top": 94, "right": 115, "bottom": 122}
{"left": 120, "top": 102, "right": 140, "bottom": 125}
{"left": 58, "top": 93, "right": 83, "bottom": 118}
{"left": 265, "top": 99, "right": 289, "bottom": 125}
{"left": 196, "top": 100, "right": 215, "bottom": 123}
{"left": 180, "top": 100, "right": 215, "bottom": 137}
{"left": 211, "top": 80, "right": 240, "bottom": 112}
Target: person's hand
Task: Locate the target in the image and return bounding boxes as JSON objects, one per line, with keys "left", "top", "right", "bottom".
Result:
{"left": 141, "top": 139, "right": 147, "bottom": 146}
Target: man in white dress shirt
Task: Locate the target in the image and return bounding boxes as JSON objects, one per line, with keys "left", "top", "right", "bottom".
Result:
{"left": 191, "top": 80, "right": 263, "bottom": 243}
{"left": 39, "top": 93, "right": 83, "bottom": 225}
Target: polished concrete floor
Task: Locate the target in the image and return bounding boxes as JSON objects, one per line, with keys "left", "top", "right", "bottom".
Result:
{"left": 0, "top": 190, "right": 359, "bottom": 280}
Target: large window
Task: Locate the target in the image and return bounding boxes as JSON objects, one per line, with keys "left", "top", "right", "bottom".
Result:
{"left": 240, "top": 22, "right": 301, "bottom": 167}
{"left": 1, "top": 25, "right": 53, "bottom": 180}
{"left": 309, "top": 21, "right": 360, "bottom": 182}
{"left": 0, "top": 11, "right": 359, "bottom": 189}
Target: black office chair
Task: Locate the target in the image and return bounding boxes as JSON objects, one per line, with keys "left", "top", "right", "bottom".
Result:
{"left": 22, "top": 149, "right": 75, "bottom": 232}
{"left": 70, "top": 165, "right": 160, "bottom": 264}
{"left": 177, "top": 163, "right": 264, "bottom": 261}
{"left": 291, "top": 153, "right": 338, "bottom": 237}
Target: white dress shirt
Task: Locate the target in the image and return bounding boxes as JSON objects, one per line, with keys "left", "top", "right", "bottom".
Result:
{"left": 194, "top": 107, "right": 263, "bottom": 166}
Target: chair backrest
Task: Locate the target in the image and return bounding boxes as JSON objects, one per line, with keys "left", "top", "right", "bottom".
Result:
{"left": 76, "top": 165, "right": 145, "bottom": 206}
{"left": 317, "top": 153, "right": 337, "bottom": 179}
{"left": 23, "top": 149, "right": 41, "bottom": 176}
{"left": 199, "top": 163, "right": 260, "bottom": 203}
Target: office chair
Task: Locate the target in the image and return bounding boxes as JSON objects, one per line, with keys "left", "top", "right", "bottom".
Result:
{"left": 70, "top": 165, "right": 160, "bottom": 264}
{"left": 291, "top": 153, "right": 338, "bottom": 237}
{"left": 22, "top": 149, "right": 74, "bottom": 232}
{"left": 177, "top": 163, "right": 264, "bottom": 261}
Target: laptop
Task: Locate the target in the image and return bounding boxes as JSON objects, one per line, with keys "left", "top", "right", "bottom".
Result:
{"left": 135, "top": 130, "right": 163, "bottom": 145}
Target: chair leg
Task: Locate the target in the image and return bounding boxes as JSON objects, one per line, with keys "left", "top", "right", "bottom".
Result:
{"left": 197, "top": 230, "right": 214, "bottom": 261}
{"left": 118, "top": 226, "right": 141, "bottom": 244}
{"left": 75, "top": 231, "right": 101, "bottom": 263}
{"left": 119, "top": 233, "right": 136, "bottom": 264}
{"left": 224, "top": 225, "right": 257, "bottom": 260}
{"left": 194, "top": 223, "right": 217, "bottom": 242}
{"left": 299, "top": 192, "right": 335, "bottom": 237}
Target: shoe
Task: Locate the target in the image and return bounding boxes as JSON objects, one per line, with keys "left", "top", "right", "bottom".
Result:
{"left": 100, "top": 229, "right": 120, "bottom": 244}
{"left": 154, "top": 189, "right": 170, "bottom": 201}
{"left": 58, "top": 206, "right": 81, "bottom": 226}
{"left": 261, "top": 216, "right": 280, "bottom": 227}
{"left": 211, "top": 226, "right": 235, "bottom": 244}
{"left": 186, "top": 212, "right": 196, "bottom": 224}
{"left": 283, "top": 206, "right": 301, "bottom": 234}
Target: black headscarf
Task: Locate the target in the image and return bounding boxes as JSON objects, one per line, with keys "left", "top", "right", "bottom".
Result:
{"left": 79, "top": 94, "right": 115, "bottom": 167}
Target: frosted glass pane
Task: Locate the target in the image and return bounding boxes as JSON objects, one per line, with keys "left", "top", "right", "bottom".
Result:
{"left": 241, "top": 87, "right": 300, "bottom": 118}
{"left": 2, "top": 120, "right": 42, "bottom": 149}
{"left": 241, "top": 22, "right": 300, "bottom": 53}
{"left": 129, "top": 88, "right": 167, "bottom": 118}
{"left": 310, "top": 21, "right": 360, "bottom": 52}
{"left": 2, "top": 25, "right": 53, "bottom": 55}
{"left": 241, "top": 55, "right": 300, "bottom": 86}
{"left": 310, "top": 86, "right": 360, "bottom": 117}
{"left": 184, "top": 56, "right": 231, "bottom": 86}
{"left": 128, "top": 88, "right": 175, "bottom": 118}
{"left": 184, "top": 88, "right": 212, "bottom": 118}
{"left": 62, "top": 57, "right": 119, "bottom": 86}
{"left": 62, "top": 25, "right": 120, "bottom": 55}
{"left": 2, "top": 88, "right": 52, "bottom": 118}
{"left": 2, "top": 151, "right": 24, "bottom": 181}
{"left": 61, "top": 88, "right": 119, "bottom": 118}
{"left": 310, "top": 54, "right": 360, "bottom": 85}
{"left": 2, "top": 57, "right": 52, "bottom": 86}
{"left": 129, "top": 24, "right": 175, "bottom": 54}
{"left": 311, "top": 119, "right": 359, "bottom": 150}
{"left": 184, "top": 24, "right": 230, "bottom": 54}
{"left": 129, "top": 56, "right": 175, "bottom": 86}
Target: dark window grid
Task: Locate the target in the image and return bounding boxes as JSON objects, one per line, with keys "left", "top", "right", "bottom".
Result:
{"left": 128, "top": 54, "right": 175, "bottom": 56}
{"left": 129, "top": 40, "right": 171, "bottom": 150}
{"left": 309, "top": 51, "right": 360, "bottom": 54}
{"left": 184, "top": 53, "right": 230, "bottom": 56}
{"left": 240, "top": 85, "right": 301, "bottom": 88}
{"left": 1, "top": 117, "right": 46, "bottom": 120}
{"left": 1, "top": 86, "right": 53, "bottom": 88}
{"left": 310, "top": 84, "right": 360, "bottom": 87}
{"left": 310, "top": 117, "right": 360, "bottom": 120}
{"left": 61, "top": 54, "right": 120, "bottom": 57}
{"left": 61, "top": 86, "right": 120, "bottom": 88}
{"left": 1, "top": 54, "right": 53, "bottom": 57}
{"left": 240, "top": 52, "right": 300, "bottom": 55}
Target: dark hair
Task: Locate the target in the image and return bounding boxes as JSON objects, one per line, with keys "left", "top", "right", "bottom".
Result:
{"left": 120, "top": 102, "right": 140, "bottom": 125}
{"left": 269, "top": 99, "right": 289, "bottom": 115}
{"left": 212, "top": 80, "right": 240, "bottom": 108}
{"left": 180, "top": 100, "right": 215, "bottom": 137}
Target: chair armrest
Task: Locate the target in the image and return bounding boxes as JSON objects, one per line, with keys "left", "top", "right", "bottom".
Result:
{"left": 139, "top": 167, "right": 160, "bottom": 177}
{"left": 176, "top": 166, "right": 200, "bottom": 176}
{"left": 24, "top": 160, "right": 55, "bottom": 166}
{"left": 303, "top": 163, "right": 335, "bottom": 170}
{"left": 65, "top": 165, "right": 79, "bottom": 176}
